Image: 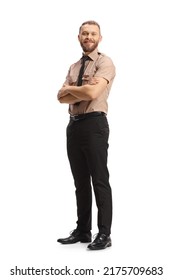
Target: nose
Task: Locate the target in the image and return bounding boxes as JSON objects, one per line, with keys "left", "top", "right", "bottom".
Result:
{"left": 86, "top": 33, "right": 92, "bottom": 39}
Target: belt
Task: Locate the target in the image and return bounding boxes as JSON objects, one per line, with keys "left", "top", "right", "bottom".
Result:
{"left": 70, "top": 111, "right": 106, "bottom": 121}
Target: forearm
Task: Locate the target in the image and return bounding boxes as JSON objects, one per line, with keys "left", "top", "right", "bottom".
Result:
{"left": 58, "top": 78, "right": 107, "bottom": 102}
{"left": 65, "top": 78, "right": 108, "bottom": 101}
{"left": 58, "top": 85, "right": 94, "bottom": 102}
{"left": 66, "top": 85, "right": 94, "bottom": 101}
{"left": 58, "top": 94, "right": 82, "bottom": 104}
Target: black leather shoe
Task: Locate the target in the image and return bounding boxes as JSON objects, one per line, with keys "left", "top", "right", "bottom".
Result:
{"left": 87, "top": 233, "right": 112, "bottom": 250}
{"left": 57, "top": 229, "right": 91, "bottom": 244}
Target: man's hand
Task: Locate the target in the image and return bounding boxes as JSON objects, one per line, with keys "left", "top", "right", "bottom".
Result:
{"left": 57, "top": 84, "right": 82, "bottom": 104}
{"left": 57, "top": 84, "right": 69, "bottom": 100}
{"left": 88, "top": 77, "right": 99, "bottom": 85}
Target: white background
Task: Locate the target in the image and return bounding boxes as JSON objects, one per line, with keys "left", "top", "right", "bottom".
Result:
{"left": 0, "top": 0, "right": 173, "bottom": 279}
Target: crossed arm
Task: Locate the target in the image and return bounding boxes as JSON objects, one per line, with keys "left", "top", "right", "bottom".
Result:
{"left": 57, "top": 77, "right": 108, "bottom": 104}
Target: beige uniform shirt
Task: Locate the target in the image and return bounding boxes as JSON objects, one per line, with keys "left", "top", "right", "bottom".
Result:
{"left": 64, "top": 48, "right": 116, "bottom": 115}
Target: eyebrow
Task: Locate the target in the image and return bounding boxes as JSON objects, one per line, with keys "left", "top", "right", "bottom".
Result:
{"left": 81, "top": 31, "right": 98, "bottom": 35}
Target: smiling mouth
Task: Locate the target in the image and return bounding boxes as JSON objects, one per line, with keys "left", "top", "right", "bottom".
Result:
{"left": 84, "top": 40, "right": 94, "bottom": 43}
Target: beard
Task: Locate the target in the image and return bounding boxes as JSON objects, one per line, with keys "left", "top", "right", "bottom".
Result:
{"left": 80, "top": 40, "right": 99, "bottom": 53}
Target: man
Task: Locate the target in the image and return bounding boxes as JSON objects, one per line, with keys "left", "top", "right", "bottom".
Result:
{"left": 57, "top": 20, "right": 116, "bottom": 250}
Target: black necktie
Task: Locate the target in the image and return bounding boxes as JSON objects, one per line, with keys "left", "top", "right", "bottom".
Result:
{"left": 77, "top": 56, "right": 90, "bottom": 86}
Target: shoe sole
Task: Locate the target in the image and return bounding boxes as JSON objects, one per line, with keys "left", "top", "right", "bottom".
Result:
{"left": 58, "top": 239, "right": 91, "bottom": 244}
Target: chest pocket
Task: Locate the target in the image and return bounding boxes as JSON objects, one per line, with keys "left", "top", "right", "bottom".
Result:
{"left": 84, "top": 60, "right": 98, "bottom": 79}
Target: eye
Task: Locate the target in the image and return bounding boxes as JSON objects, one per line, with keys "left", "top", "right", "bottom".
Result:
{"left": 82, "top": 32, "right": 88, "bottom": 36}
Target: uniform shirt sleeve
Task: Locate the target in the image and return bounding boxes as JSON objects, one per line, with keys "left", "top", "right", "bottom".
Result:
{"left": 94, "top": 55, "right": 116, "bottom": 84}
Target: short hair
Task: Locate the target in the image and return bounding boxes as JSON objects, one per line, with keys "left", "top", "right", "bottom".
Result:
{"left": 79, "top": 20, "right": 101, "bottom": 33}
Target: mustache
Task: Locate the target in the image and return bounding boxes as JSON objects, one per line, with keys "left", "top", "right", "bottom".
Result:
{"left": 84, "top": 39, "right": 94, "bottom": 43}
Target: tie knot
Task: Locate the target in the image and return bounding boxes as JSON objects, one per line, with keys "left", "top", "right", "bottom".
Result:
{"left": 81, "top": 55, "right": 90, "bottom": 63}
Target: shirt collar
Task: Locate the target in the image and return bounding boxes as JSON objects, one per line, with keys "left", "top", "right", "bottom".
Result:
{"left": 82, "top": 48, "right": 101, "bottom": 61}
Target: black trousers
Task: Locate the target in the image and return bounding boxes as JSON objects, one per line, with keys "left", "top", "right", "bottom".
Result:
{"left": 66, "top": 114, "right": 112, "bottom": 235}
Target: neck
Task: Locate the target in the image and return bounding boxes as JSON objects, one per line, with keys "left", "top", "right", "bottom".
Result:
{"left": 83, "top": 52, "right": 90, "bottom": 56}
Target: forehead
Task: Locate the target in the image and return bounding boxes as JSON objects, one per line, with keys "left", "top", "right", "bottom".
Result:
{"left": 80, "top": 24, "right": 100, "bottom": 34}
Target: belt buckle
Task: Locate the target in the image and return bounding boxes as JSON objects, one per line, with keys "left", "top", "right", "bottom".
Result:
{"left": 71, "top": 115, "right": 79, "bottom": 121}
{"left": 74, "top": 116, "right": 79, "bottom": 121}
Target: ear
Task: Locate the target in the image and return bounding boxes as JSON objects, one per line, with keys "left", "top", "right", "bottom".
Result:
{"left": 99, "top": 35, "right": 102, "bottom": 43}
{"left": 78, "top": 35, "right": 80, "bottom": 42}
